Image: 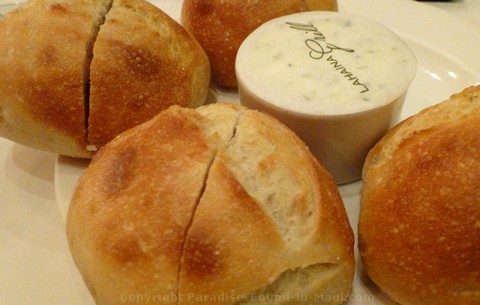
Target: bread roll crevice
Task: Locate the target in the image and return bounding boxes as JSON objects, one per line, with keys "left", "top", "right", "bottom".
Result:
{"left": 175, "top": 107, "right": 244, "bottom": 303}
{"left": 0, "top": 0, "right": 210, "bottom": 157}
{"left": 83, "top": 0, "right": 113, "bottom": 147}
{"left": 175, "top": 152, "right": 218, "bottom": 304}
{"left": 220, "top": 111, "right": 319, "bottom": 246}
{"left": 174, "top": 151, "right": 219, "bottom": 304}
{"left": 67, "top": 104, "right": 353, "bottom": 305}
{"left": 0, "top": 0, "right": 117, "bottom": 157}
{"left": 87, "top": 0, "right": 211, "bottom": 148}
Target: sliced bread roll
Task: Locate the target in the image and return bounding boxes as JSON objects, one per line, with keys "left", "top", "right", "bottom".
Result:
{"left": 67, "top": 103, "right": 354, "bottom": 305}
{"left": 0, "top": 0, "right": 111, "bottom": 157}
{"left": 0, "top": 0, "right": 210, "bottom": 157}
{"left": 181, "top": 0, "right": 337, "bottom": 88}
{"left": 88, "top": 0, "right": 210, "bottom": 148}
{"left": 359, "top": 85, "right": 480, "bottom": 305}
{"left": 68, "top": 103, "right": 240, "bottom": 305}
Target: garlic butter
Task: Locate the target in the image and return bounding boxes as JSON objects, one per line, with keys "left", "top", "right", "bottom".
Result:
{"left": 236, "top": 12, "right": 417, "bottom": 184}
{"left": 236, "top": 12, "right": 416, "bottom": 115}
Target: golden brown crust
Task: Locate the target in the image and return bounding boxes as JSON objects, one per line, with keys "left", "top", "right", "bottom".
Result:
{"left": 0, "top": 0, "right": 210, "bottom": 157}
{"left": 181, "top": 0, "right": 337, "bottom": 88}
{"left": 88, "top": 0, "right": 210, "bottom": 148}
{"left": 303, "top": 0, "right": 338, "bottom": 11}
{"left": 0, "top": 0, "right": 110, "bottom": 157}
{"left": 68, "top": 103, "right": 354, "bottom": 305}
{"left": 359, "top": 86, "right": 480, "bottom": 305}
{"left": 178, "top": 109, "right": 354, "bottom": 304}
{"left": 363, "top": 85, "right": 480, "bottom": 178}
{"left": 178, "top": 159, "right": 286, "bottom": 303}
{"left": 67, "top": 104, "right": 241, "bottom": 305}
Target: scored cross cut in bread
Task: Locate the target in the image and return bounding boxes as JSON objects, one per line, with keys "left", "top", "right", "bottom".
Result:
{"left": 67, "top": 103, "right": 242, "bottom": 305}
{"left": 67, "top": 103, "right": 355, "bottom": 305}
{"left": 0, "top": 0, "right": 210, "bottom": 157}
{"left": 178, "top": 108, "right": 354, "bottom": 305}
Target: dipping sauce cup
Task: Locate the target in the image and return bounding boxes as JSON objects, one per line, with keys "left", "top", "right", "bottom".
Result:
{"left": 236, "top": 11, "right": 417, "bottom": 184}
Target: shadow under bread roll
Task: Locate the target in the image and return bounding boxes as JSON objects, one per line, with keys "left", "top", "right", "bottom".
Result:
{"left": 359, "top": 85, "right": 480, "bottom": 305}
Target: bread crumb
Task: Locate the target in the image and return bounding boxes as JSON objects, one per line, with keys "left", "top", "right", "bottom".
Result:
{"left": 86, "top": 145, "right": 97, "bottom": 152}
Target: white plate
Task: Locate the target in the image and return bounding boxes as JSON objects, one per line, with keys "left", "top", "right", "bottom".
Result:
{"left": 55, "top": 0, "right": 480, "bottom": 304}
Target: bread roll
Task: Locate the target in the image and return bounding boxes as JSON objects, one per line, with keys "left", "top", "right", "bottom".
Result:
{"left": 0, "top": 0, "right": 111, "bottom": 157}
{"left": 0, "top": 0, "right": 210, "bottom": 157}
{"left": 181, "top": 0, "right": 337, "bottom": 88}
{"left": 359, "top": 85, "right": 480, "bottom": 305}
{"left": 88, "top": 0, "right": 210, "bottom": 148}
{"left": 67, "top": 103, "right": 354, "bottom": 305}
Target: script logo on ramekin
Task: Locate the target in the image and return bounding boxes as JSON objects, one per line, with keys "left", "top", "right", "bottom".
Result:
{"left": 286, "top": 21, "right": 370, "bottom": 94}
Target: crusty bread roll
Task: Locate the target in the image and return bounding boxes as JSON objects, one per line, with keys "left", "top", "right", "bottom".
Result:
{"left": 181, "top": 0, "right": 337, "bottom": 88}
{"left": 0, "top": 0, "right": 210, "bottom": 158}
{"left": 0, "top": 0, "right": 111, "bottom": 157}
{"left": 67, "top": 103, "right": 354, "bottom": 305}
{"left": 359, "top": 85, "right": 480, "bottom": 305}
